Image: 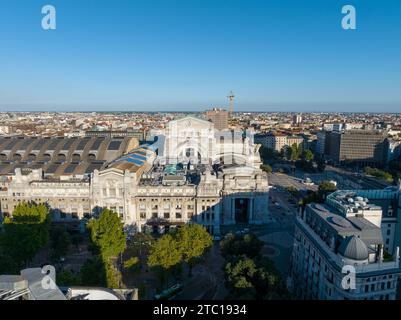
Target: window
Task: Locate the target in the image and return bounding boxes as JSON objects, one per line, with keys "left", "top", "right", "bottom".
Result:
{"left": 152, "top": 212, "right": 158, "bottom": 219}
{"left": 140, "top": 212, "right": 146, "bottom": 219}
{"left": 164, "top": 212, "right": 170, "bottom": 219}
{"left": 72, "top": 212, "right": 78, "bottom": 219}
{"left": 387, "top": 230, "right": 391, "bottom": 235}
{"left": 387, "top": 282, "right": 391, "bottom": 289}
{"left": 365, "top": 285, "right": 369, "bottom": 293}
{"left": 176, "top": 212, "right": 182, "bottom": 219}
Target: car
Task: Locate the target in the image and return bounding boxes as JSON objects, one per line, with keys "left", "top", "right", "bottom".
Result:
{"left": 213, "top": 235, "right": 222, "bottom": 241}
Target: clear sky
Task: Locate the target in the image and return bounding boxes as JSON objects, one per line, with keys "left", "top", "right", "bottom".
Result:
{"left": 0, "top": 0, "right": 400, "bottom": 112}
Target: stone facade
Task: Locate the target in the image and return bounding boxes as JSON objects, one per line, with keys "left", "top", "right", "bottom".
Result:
{"left": 0, "top": 116, "right": 269, "bottom": 235}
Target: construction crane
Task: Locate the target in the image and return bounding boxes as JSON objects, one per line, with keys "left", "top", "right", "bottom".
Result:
{"left": 227, "top": 91, "right": 235, "bottom": 126}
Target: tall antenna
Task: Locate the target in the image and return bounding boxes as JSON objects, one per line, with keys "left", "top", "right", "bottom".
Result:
{"left": 227, "top": 91, "right": 235, "bottom": 126}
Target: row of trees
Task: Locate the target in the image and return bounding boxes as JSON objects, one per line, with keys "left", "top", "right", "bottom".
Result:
{"left": 220, "top": 233, "right": 291, "bottom": 300}
{"left": 0, "top": 202, "right": 126, "bottom": 289}
{"left": 364, "top": 166, "right": 394, "bottom": 183}
{"left": 260, "top": 144, "right": 325, "bottom": 173}
{"left": 81, "top": 208, "right": 127, "bottom": 288}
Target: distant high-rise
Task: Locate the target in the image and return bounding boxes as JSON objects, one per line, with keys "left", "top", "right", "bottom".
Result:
{"left": 293, "top": 114, "right": 302, "bottom": 126}
{"left": 325, "top": 129, "right": 388, "bottom": 167}
{"left": 205, "top": 108, "right": 229, "bottom": 130}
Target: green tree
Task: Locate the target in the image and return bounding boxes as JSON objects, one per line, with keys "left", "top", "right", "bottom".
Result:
{"left": 87, "top": 208, "right": 126, "bottom": 260}
{"left": 364, "top": 167, "right": 393, "bottom": 183}
{"left": 260, "top": 164, "right": 272, "bottom": 174}
{"left": 259, "top": 147, "right": 278, "bottom": 162}
{"left": 105, "top": 261, "right": 123, "bottom": 288}
{"left": 176, "top": 224, "right": 213, "bottom": 276}
{"left": 124, "top": 256, "right": 140, "bottom": 274}
{"left": 80, "top": 256, "right": 107, "bottom": 287}
{"left": 57, "top": 269, "right": 81, "bottom": 286}
{"left": 2, "top": 202, "right": 50, "bottom": 268}
{"left": 148, "top": 234, "right": 182, "bottom": 269}
{"left": 318, "top": 181, "right": 337, "bottom": 201}
{"left": 224, "top": 255, "right": 291, "bottom": 300}
{"left": 71, "top": 234, "right": 84, "bottom": 250}
{"left": 315, "top": 154, "right": 326, "bottom": 172}
{"left": 50, "top": 227, "right": 71, "bottom": 262}
{"left": 301, "top": 149, "right": 314, "bottom": 162}
{"left": 286, "top": 186, "right": 300, "bottom": 197}
{"left": 148, "top": 234, "right": 182, "bottom": 288}
{"left": 0, "top": 244, "right": 17, "bottom": 274}
{"left": 220, "top": 233, "right": 263, "bottom": 259}
{"left": 286, "top": 144, "right": 301, "bottom": 161}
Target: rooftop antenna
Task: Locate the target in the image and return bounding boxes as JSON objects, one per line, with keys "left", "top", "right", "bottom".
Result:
{"left": 227, "top": 91, "right": 235, "bottom": 126}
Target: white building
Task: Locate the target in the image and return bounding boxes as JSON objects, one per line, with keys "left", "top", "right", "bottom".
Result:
{"left": 0, "top": 116, "right": 270, "bottom": 235}
{"left": 289, "top": 188, "right": 401, "bottom": 300}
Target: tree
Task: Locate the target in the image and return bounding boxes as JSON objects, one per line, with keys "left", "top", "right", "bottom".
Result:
{"left": 148, "top": 234, "right": 182, "bottom": 269}
{"left": 176, "top": 224, "right": 213, "bottom": 276}
{"left": 220, "top": 233, "right": 263, "bottom": 259}
{"left": 260, "top": 164, "right": 272, "bottom": 174}
{"left": 57, "top": 269, "right": 81, "bottom": 286}
{"left": 0, "top": 244, "right": 17, "bottom": 274}
{"left": 148, "top": 234, "right": 182, "bottom": 288}
{"left": 80, "top": 256, "right": 107, "bottom": 287}
{"left": 71, "top": 234, "right": 84, "bottom": 250}
{"left": 285, "top": 144, "right": 301, "bottom": 161}
{"left": 224, "top": 255, "right": 290, "bottom": 300}
{"left": 50, "top": 227, "right": 71, "bottom": 262}
{"left": 301, "top": 149, "right": 314, "bottom": 162}
{"left": 87, "top": 208, "right": 126, "bottom": 260}
{"left": 318, "top": 181, "right": 337, "bottom": 201}
{"left": 364, "top": 167, "right": 393, "bottom": 183}
{"left": 124, "top": 256, "right": 140, "bottom": 274}
{"left": 2, "top": 202, "right": 50, "bottom": 268}
{"left": 286, "top": 186, "right": 300, "bottom": 197}
{"left": 259, "top": 147, "right": 278, "bottom": 162}
{"left": 315, "top": 154, "right": 326, "bottom": 172}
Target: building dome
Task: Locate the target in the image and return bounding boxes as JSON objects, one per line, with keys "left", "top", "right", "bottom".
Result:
{"left": 338, "top": 236, "right": 369, "bottom": 261}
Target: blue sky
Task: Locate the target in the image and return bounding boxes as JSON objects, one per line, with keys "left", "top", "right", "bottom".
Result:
{"left": 0, "top": 0, "right": 400, "bottom": 112}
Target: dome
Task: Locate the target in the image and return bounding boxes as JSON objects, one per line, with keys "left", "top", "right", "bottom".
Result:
{"left": 338, "top": 236, "right": 369, "bottom": 261}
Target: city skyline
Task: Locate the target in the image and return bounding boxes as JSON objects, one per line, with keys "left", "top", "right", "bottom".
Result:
{"left": 1, "top": 0, "right": 401, "bottom": 112}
